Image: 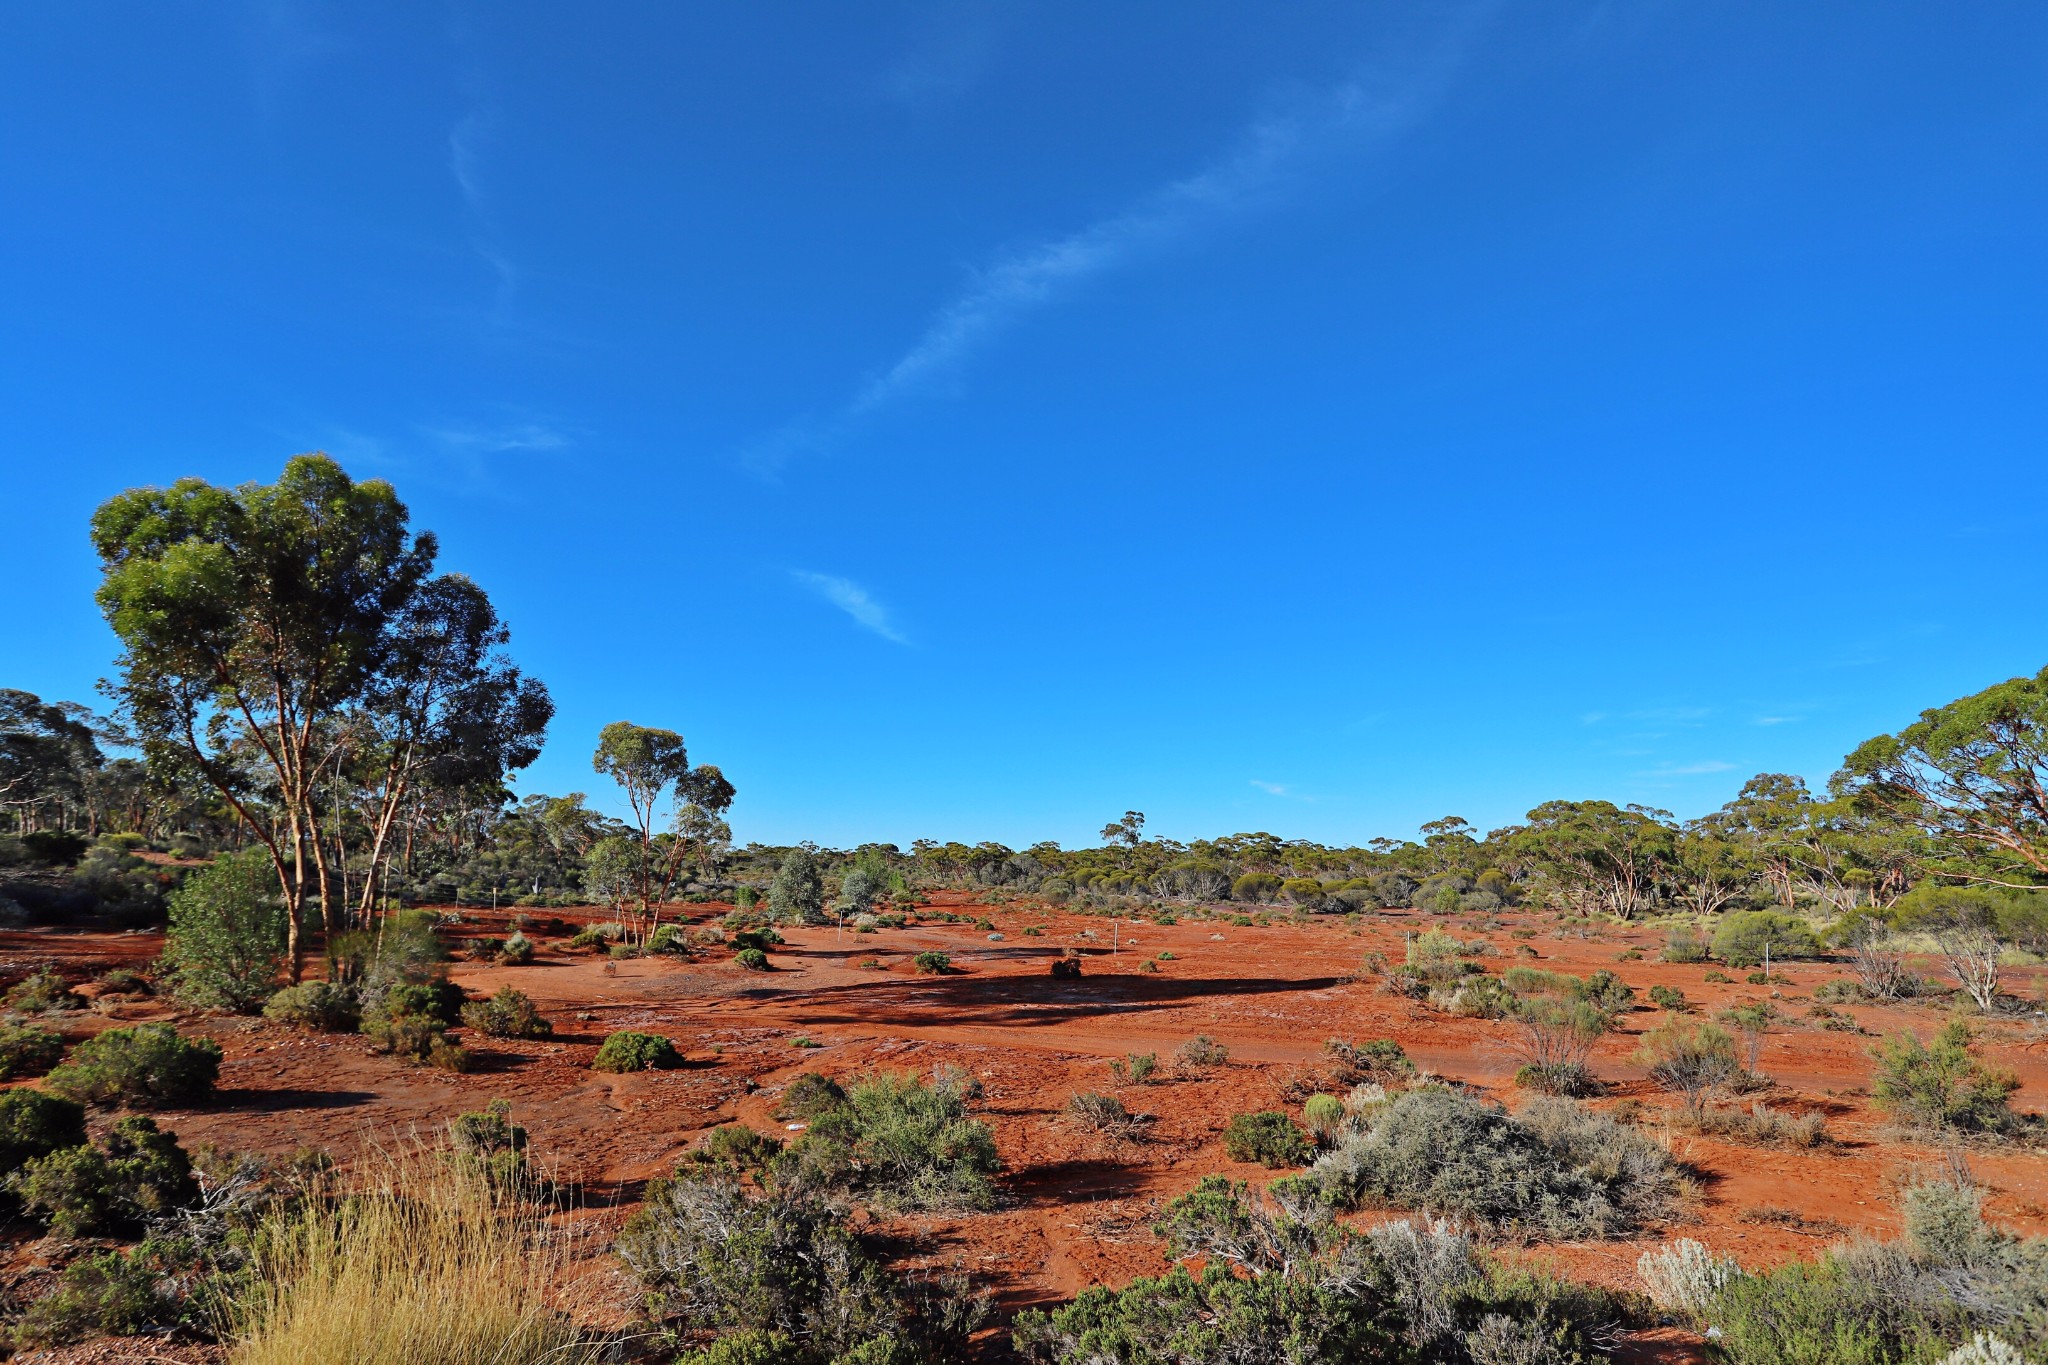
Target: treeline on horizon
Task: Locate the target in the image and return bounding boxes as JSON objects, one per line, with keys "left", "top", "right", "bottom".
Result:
{"left": 4, "top": 455, "right": 2046, "bottom": 970}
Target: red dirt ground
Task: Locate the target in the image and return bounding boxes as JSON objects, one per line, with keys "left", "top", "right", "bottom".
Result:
{"left": 5, "top": 895, "right": 2044, "bottom": 1363}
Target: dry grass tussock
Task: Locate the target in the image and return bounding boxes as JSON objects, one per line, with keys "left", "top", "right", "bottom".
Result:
{"left": 227, "top": 1149, "right": 598, "bottom": 1365}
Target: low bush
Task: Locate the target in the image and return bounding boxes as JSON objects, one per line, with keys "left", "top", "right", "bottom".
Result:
{"left": 1302, "top": 1093, "right": 1345, "bottom": 1144}
{"left": 45, "top": 1023, "right": 221, "bottom": 1108}
{"left": 0, "top": 1024, "right": 65, "bottom": 1080}
{"left": 11, "top": 1238, "right": 192, "bottom": 1346}
{"left": 776, "top": 1072, "right": 847, "bottom": 1121}
{"left": 5, "top": 968, "right": 84, "bottom": 1014}
{"left": 1637, "top": 1238, "right": 1738, "bottom": 1316}
{"left": 16, "top": 1114, "right": 199, "bottom": 1237}
{"left": 592, "top": 1030, "right": 682, "bottom": 1073}
{"left": 447, "top": 1099, "right": 529, "bottom": 1189}
{"left": 1308, "top": 1089, "right": 1680, "bottom": 1241}
{"left": 361, "top": 983, "right": 466, "bottom": 1068}
{"left": 1108, "top": 1051, "right": 1158, "bottom": 1085}
{"left": 1673, "top": 1101, "right": 1828, "bottom": 1149}
{"left": 733, "top": 947, "right": 770, "bottom": 971}
{"left": 1222, "top": 1110, "right": 1309, "bottom": 1168}
{"left": 688, "top": 1123, "right": 781, "bottom": 1175}
{"left": 775, "top": 1070, "right": 1000, "bottom": 1212}
{"left": 1871, "top": 1020, "right": 2023, "bottom": 1136}
{"left": 0, "top": 1087, "right": 88, "bottom": 1175}
{"left": 1648, "top": 984, "right": 1688, "bottom": 1012}
{"left": 913, "top": 951, "right": 953, "bottom": 974}
{"left": 1066, "top": 1090, "right": 1137, "bottom": 1135}
{"left": 1663, "top": 926, "right": 1709, "bottom": 963}
{"left": 1712, "top": 910, "right": 1821, "bottom": 968}
{"left": 1635, "top": 1018, "right": 1741, "bottom": 1111}
{"left": 460, "top": 986, "right": 552, "bottom": 1040}
{"left": 263, "top": 981, "right": 361, "bottom": 1032}
{"left": 496, "top": 931, "right": 535, "bottom": 965}
{"left": 1174, "top": 1034, "right": 1229, "bottom": 1071}
{"left": 162, "top": 848, "right": 288, "bottom": 1012}
{"left": 1703, "top": 969, "right": 1732, "bottom": 983}
{"left": 619, "top": 1169, "right": 986, "bottom": 1363}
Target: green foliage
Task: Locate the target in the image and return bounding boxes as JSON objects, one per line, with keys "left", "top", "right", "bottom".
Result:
{"left": 447, "top": 1099, "right": 529, "bottom": 1189}
{"left": 1648, "top": 984, "right": 1688, "bottom": 1012}
{"left": 5, "top": 968, "right": 84, "bottom": 1014}
{"left": 593, "top": 1030, "right": 682, "bottom": 1073}
{"left": 16, "top": 1115, "right": 198, "bottom": 1237}
{"left": 1230, "top": 872, "right": 1281, "bottom": 902}
{"left": 913, "top": 951, "right": 952, "bottom": 974}
{"left": 1174, "top": 1035, "right": 1229, "bottom": 1071}
{"left": 11, "top": 1239, "right": 191, "bottom": 1347}
{"left": 1222, "top": 1111, "right": 1309, "bottom": 1168}
{"left": 496, "top": 930, "right": 535, "bottom": 965}
{"left": 1870, "top": 1020, "right": 2021, "bottom": 1135}
{"left": 689, "top": 1124, "right": 782, "bottom": 1175}
{"left": 769, "top": 847, "right": 826, "bottom": 925}
{"left": 1634, "top": 1018, "right": 1741, "bottom": 1110}
{"left": 1280, "top": 876, "right": 1326, "bottom": 907}
{"left": 0, "top": 1088, "right": 88, "bottom": 1174}
{"left": 619, "top": 1169, "right": 986, "bottom": 1363}
{"left": 1663, "top": 926, "right": 1709, "bottom": 963}
{"left": 1302, "top": 1094, "right": 1345, "bottom": 1143}
{"left": 459, "top": 986, "right": 552, "bottom": 1039}
{"left": 361, "top": 980, "right": 465, "bottom": 1065}
{"left": 1309, "top": 1089, "right": 1678, "bottom": 1240}
{"left": 0, "top": 1024, "right": 66, "bottom": 1080}
{"left": 1579, "top": 969, "right": 1634, "bottom": 1013}
{"left": 45, "top": 1023, "right": 221, "bottom": 1108}
{"left": 1712, "top": 910, "right": 1820, "bottom": 968}
{"left": 775, "top": 1070, "right": 1000, "bottom": 1212}
{"left": 262, "top": 980, "right": 361, "bottom": 1032}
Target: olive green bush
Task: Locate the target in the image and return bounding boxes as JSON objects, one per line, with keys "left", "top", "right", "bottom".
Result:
{"left": 262, "top": 980, "right": 361, "bottom": 1032}
{"left": 1871, "top": 1021, "right": 2024, "bottom": 1136}
{"left": 592, "top": 1030, "right": 682, "bottom": 1072}
{"left": 460, "top": 986, "right": 552, "bottom": 1039}
{"left": 1222, "top": 1111, "right": 1310, "bottom": 1168}
{"left": 45, "top": 1023, "right": 221, "bottom": 1108}
{"left": 15, "top": 1115, "right": 198, "bottom": 1237}
{"left": 162, "top": 849, "right": 287, "bottom": 1012}
{"left": 773, "top": 1070, "right": 1000, "bottom": 1212}
{"left": 0, "top": 1024, "right": 66, "bottom": 1080}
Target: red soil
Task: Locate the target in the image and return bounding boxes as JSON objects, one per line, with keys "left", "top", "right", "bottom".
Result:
{"left": 5, "top": 896, "right": 2044, "bottom": 1362}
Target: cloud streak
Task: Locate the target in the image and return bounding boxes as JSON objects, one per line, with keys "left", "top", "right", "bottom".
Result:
{"left": 792, "top": 571, "right": 909, "bottom": 644}
{"left": 746, "top": 21, "right": 1478, "bottom": 473}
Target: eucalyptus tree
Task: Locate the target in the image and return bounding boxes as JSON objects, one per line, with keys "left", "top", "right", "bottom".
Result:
{"left": 1507, "top": 800, "right": 1677, "bottom": 918}
{"left": 1839, "top": 663, "right": 2048, "bottom": 888}
{"left": 92, "top": 456, "right": 436, "bottom": 979}
{"left": 591, "top": 722, "right": 734, "bottom": 940}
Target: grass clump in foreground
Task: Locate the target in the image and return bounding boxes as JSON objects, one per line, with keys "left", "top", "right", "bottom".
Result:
{"left": 1014, "top": 1174, "right": 1629, "bottom": 1363}
{"left": 1307, "top": 1088, "right": 1681, "bottom": 1241}
{"left": 227, "top": 1153, "right": 597, "bottom": 1365}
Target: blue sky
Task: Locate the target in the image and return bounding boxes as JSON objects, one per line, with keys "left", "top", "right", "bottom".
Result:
{"left": 4, "top": 3, "right": 2046, "bottom": 849}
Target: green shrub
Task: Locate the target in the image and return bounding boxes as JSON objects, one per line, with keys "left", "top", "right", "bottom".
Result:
{"left": 10, "top": 1239, "right": 191, "bottom": 1347}
{"left": 5, "top": 968, "right": 84, "bottom": 1014}
{"left": 768, "top": 847, "right": 826, "bottom": 925}
{"left": 1303, "top": 1094, "right": 1345, "bottom": 1143}
{"left": 593, "top": 1031, "right": 682, "bottom": 1073}
{"left": 0, "top": 1024, "right": 65, "bottom": 1080}
{"left": 1309, "top": 1089, "right": 1679, "bottom": 1240}
{"left": 619, "top": 1170, "right": 985, "bottom": 1362}
{"left": 1648, "top": 984, "right": 1688, "bottom": 1012}
{"left": 1871, "top": 1020, "right": 2021, "bottom": 1135}
{"left": 913, "top": 951, "right": 952, "bottom": 974}
{"left": 16, "top": 1115, "right": 198, "bottom": 1237}
{"left": 1713, "top": 910, "right": 1821, "bottom": 968}
{"left": 1704, "top": 969, "right": 1732, "bottom": 983}
{"left": 734, "top": 947, "right": 770, "bottom": 971}
{"left": 1635, "top": 1018, "right": 1741, "bottom": 1111}
{"left": 447, "top": 1099, "right": 529, "bottom": 1188}
{"left": 496, "top": 930, "right": 535, "bottom": 965}
{"left": 45, "top": 1023, "right": 221, "bottom": 1108}
{"left": 567, "top": 925, "right": 615, "bottom": 951}
{"left": 1231, "top": 872, "right": 1282, "bottom": 902}
{"left": 1174, "top": 1034, "right": 1229, "bottom": 1071}
{"left": 460, "top": 986, "right": 552, "bottom": 1039}
{"left": 1280, "top": 876, "right": 1325, "bottom": 907}
{"left": 262, "top": 980, "right": 361, "bottom": 1032}
{"left": 1109, "top": 1051, "right": 1158, "bottom": 1085}
{"left": 776, "top": 1071, "right": 848, "bottom": 1121}
{"left": 775, "top": 1070, "right": 1000, "bottom": 1212}
{"left": 361, "top": 981, "right": 464, "bottom": 1064}
{"left": 688, "top": 1123, "right": 782, "bottom": 1175}
{"left": 163, "top": 848, "right": 288, "bottom": 1012}
{"left": 0, "top": 1088, "right": 88, "bottom": 1174}
{"left": 1222, "top": 1111, "right": 1309, "bottom": 1168}
{"left": 1663, "top": 926, "right": 1709, "bottom": 963}
{"left": 96, "top": 968, "right": 152, "bottom": 996}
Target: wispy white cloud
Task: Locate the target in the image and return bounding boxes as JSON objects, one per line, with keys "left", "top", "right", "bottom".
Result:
{"left": 1250, "top": 779, "right": 1290, "bottom": 796}
{"left": 1753, "top": 715, "right": 1800, "bottom": 726}
{"left": 1646, "top": 760, "right": 1738, "bottom": 777}
{"left": 879, "top": 2, "right": 1008, "bottom": 106}
{"left": 747, "top": 21, "right": 1478, "bottom": 473}
{"left": 425, "top": 421, "right": 567, "bottom": 455}
{"left": 792, "top": 571, "right": 908, "bottom": 644}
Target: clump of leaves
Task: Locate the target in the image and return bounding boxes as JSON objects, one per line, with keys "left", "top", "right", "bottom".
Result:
{"left": 593, "top": 1030, "right": 682, "bottom": 1073}
{"left": 1871, "top": 1020, "right": 2023, "bottom": 1136}
{"left": 45, "top": 1023, "right": 221, "bottom": 1108}
{"left": 459, "top": 986, "right": 552, "bottom": 1040}
{"left": 0, "top": 1024, "right": 66, "bottom": 1080}
{"left": 0, "top": 1088, "right": 88, "bottom": 1177}
{"left": 1222, "top": 1111, "right": 1309, "bottom": 1169}
{"left": 5, "top": 969, "right": 84, "bottom": 1015}
{"left": 1174, "top": 1035, "right": 1229, "bottom": 1072}
{"left": 773, "top": 1070, "right": 1000, "bottom": 1212}
{"left": 361, "top": 982, "right": 468, "bottom": 1070}
{"left": 733, "top": 947, "right": 769, "bottom": 971}
{"left": 776, "top": 1072, "right": 847, "bottom": 1121}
